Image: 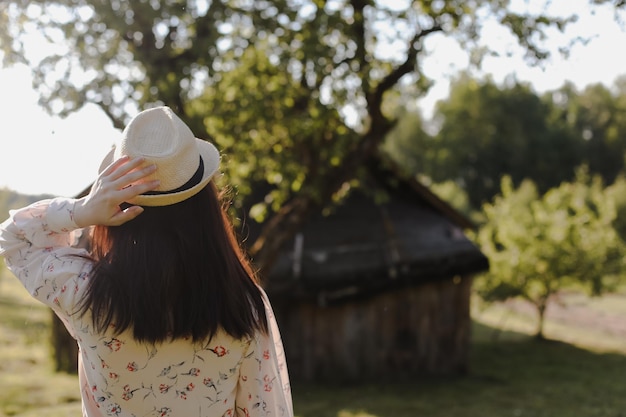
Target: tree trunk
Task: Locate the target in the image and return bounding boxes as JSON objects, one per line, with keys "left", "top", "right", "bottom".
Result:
{"left": 535, "top": 301, "right": 547, "bottom": 340}
{"left": 50, "top": 228, "right": 89, "bottom": 373}
{"left": 51, "top": 312, "right": 78, "bottom": 373}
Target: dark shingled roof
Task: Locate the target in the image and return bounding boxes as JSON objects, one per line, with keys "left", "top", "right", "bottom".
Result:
{"left": 257, "top": 161, "right": 489, "bottom": 302}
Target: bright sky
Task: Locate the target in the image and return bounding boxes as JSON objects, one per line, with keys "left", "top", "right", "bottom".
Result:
{"left": 0, "top": 0, "right": 625, "bottom": 196}
{"left": 0, "top": 68, "right": 119, "bottom": 196}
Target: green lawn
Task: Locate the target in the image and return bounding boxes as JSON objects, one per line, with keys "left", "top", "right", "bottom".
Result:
{"left": 0, "top": 272, "right": 79, "bottom": 417}
{"left": 294, "top": 325, "right": 626, "bottom": 417}
{"left": 2, "top": 270, "right": 626, "bottom": 417}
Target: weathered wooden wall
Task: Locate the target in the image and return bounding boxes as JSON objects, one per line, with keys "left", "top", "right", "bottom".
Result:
{"left": 274, "top": 275, "right": 472, "bottom": 382}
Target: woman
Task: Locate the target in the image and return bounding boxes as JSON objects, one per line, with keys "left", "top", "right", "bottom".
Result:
{"left": 0, "top": 107, "right": 293, "bottom": 417}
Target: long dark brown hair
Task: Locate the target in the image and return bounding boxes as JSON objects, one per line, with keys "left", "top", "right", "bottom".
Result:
{"left": 78, "top": 182, "right": 268, "bottom": 343}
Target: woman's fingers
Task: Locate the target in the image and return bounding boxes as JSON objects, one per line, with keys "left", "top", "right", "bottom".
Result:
{"left": 112, "top": 163, "right": 158, "bottom": 191}
{"left": 118, "top": 178, "right": 160, "bottom": 202}
{"left": 74, "top": 156, "right": 160, "bottom": 227}
{"left": 104, "top": 156, "right": 146, "bottom": 182}
{"left": 108, "top": 160, "right": 159, "bottom": 209}
{"left": 100, "top": 156, "right": 159, "bottom": 197}
{"left": 99, "top": 155, "right": 133, "bottom": 178}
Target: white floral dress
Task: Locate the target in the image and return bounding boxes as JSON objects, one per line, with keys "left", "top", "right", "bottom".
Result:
{"left": 0, "top": 198, "right": 293, "bottom": 417}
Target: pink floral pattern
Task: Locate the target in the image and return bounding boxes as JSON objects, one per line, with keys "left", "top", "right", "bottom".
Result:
{"left": 0, "top": 198, "right": 293, "bottom": 417}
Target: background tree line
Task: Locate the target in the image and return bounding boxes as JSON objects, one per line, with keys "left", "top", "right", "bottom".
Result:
{"left": 384, "top": 73, "right": 626, "bottom": 211}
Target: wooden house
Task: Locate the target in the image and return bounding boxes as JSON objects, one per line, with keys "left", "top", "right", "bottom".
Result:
{"left": 255, "top": 162, "right": 489, "bottom": 382}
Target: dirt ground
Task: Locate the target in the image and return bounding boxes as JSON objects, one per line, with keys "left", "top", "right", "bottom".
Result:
{"left": 500, "top": 291, "right": 626, "bottom": 339}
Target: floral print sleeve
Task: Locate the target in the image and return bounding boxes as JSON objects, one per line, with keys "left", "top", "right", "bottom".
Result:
{"left": 0, "top": 198, "right": 90, "bottom": 318}
{"left": 236, "top": 290, "right": 293, "bottom": 417}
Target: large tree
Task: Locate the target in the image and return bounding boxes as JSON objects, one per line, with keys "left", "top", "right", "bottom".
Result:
{"left": 1, "top": 0, "right": 613, "bottom": 273}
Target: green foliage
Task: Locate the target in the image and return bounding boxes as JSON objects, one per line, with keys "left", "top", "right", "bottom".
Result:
{"left": 474, "top": 172, "right": 625, "bottom": 337}
{"left": 189, "top": 46, "right": 357, "bottom": 220}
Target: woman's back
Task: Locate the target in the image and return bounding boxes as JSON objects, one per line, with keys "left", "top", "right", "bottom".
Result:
{"left": 0, "top": 106, "right": 293, "bottom": 417}
{"left": 76, "top": 311, "right": 282, "bottom": 417}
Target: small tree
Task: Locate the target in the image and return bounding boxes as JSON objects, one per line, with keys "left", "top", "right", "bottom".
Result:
{"left": 474, "top": 172, "right": 624, "bottom": 339}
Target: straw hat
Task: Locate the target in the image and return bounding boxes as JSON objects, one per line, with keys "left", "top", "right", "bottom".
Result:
{"left": 99, "top": 106, "right": 220, "bottom": 206}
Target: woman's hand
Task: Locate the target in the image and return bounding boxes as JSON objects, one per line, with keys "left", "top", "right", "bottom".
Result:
{"left": 73, "top": 156, "right": 159, "bottom": 228}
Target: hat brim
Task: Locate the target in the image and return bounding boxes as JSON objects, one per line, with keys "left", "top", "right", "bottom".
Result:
{"left": 98, "top": 138, "right": 220, "bottom": 207}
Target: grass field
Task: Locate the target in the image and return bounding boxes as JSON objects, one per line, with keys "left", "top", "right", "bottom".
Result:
{"left": 2, "top": 269, "right": 626, "bottom": 417}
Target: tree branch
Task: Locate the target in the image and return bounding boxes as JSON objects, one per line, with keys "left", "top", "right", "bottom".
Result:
{"left": 368, "top": 24, "right": 443, "bottom": 117}
{"left": 96, "top": 102, "right": 125, "bottom": 130}
{"left": 350, "top": 0, "right": 368, "bottom": 82}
